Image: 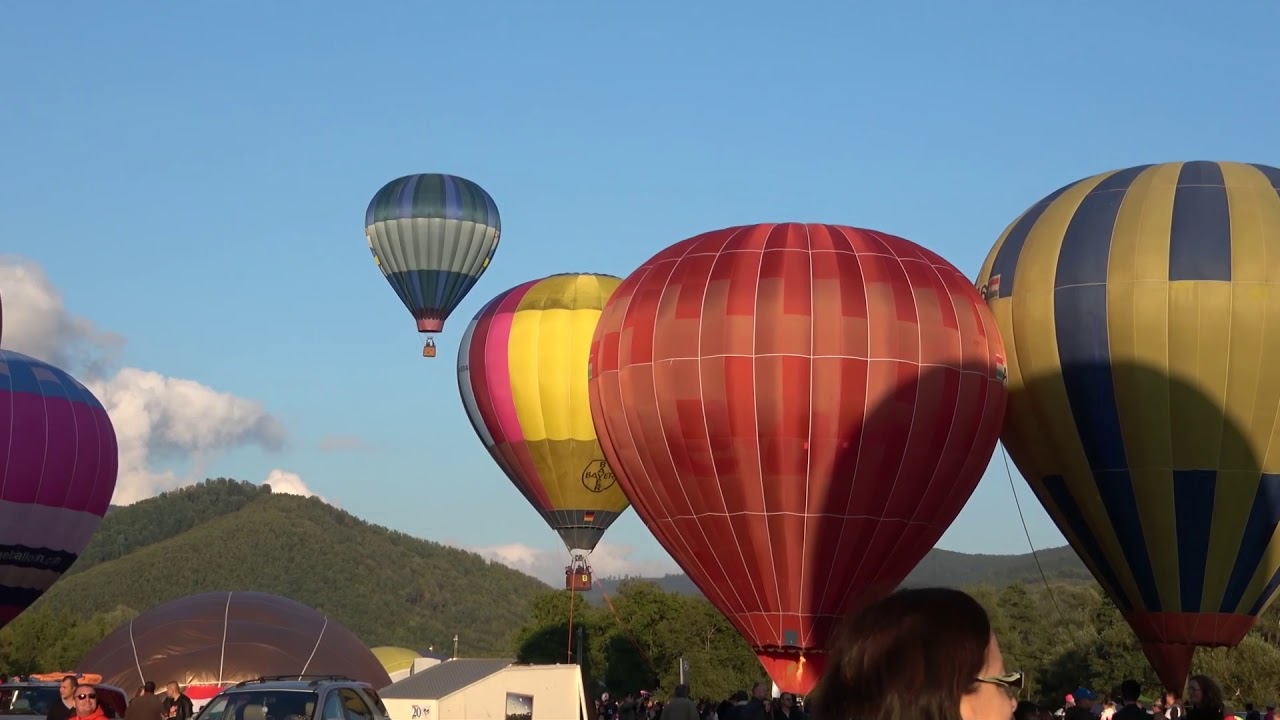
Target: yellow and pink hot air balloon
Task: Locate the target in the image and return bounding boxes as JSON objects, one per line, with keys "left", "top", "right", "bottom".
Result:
{"left": 456, "top": 273, "right": 630, "bottom": 590}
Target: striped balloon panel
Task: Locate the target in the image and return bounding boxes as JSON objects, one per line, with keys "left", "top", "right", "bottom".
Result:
{"left": 0, "top": 350, "right": 118, "bottom": 627}
{"left": 457, "top": 273, "right": 630, "bottom": 553}
{"left": 978, "top": 161, "right": 1280, "bottom": 647}
{"left": 365, "top": 174, "right": 501, "bottom": 331}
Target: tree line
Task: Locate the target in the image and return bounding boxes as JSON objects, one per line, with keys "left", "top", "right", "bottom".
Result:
{"left": 7, "top": 577, "right": 1280, "bottom": 709}
{"left": 515, "top": 580, "right": 1280, "bottom": 708}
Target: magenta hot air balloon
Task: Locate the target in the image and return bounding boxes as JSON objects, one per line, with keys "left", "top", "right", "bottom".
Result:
{"left": 0, "top": 348, "right": 118, "bottom": 627}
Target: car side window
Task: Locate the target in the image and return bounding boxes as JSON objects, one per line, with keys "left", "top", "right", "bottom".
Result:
{"left": 105, "top": 690, "right": 130, "bottom": 719}
{"left": 356, "top": 690, "right": 388, "bottom": 719}
{"left": 198, "top": 697, "right": 231, "bottom": 720}
{"left": 338, "top": 690, "right": 373, "bottom": 720}
{"left": 322, "top": 693, "right": 346, "bottom": 720}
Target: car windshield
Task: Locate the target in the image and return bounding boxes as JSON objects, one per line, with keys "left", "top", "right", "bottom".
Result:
{"left": 198, "top": 691, "right": 319, "bottom": 720}
{"left": 0, "top": 686, "right": 60, "bottom": 716}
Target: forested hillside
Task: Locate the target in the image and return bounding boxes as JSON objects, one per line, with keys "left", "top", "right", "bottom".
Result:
{"left": 66, "top": 478, "right": 273, "bottom": 574}
{"left": 0, "top": 479, "right": 549, "bottom": 672}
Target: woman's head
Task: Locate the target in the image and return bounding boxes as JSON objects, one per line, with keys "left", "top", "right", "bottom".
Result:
{"left": 810, "top": 587, "right": 1017, "bottom": 720}
{"left": 1188, "top": 675, "right": 1223, "bottom": 711}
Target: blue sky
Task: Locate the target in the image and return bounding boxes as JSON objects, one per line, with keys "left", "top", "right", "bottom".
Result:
{"left": 1, "top": 1, "right": 1277, "bottom": 581}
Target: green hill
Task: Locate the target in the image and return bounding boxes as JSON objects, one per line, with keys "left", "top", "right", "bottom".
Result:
{"left": 30, "top": 480, "right": 550, "bottom": 655}
{"left": 66, "top": 478, "right": 273, "bottom": 574}
{"left": 905, "top": 544, "right": 1090, "bottom": 586}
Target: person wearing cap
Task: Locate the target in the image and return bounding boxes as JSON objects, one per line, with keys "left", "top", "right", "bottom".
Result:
{"left": 1065, "top": 689, "right": 1096, "bottom": 720}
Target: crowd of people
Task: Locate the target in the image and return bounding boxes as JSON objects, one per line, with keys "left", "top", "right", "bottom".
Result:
{"left": 594, "top": 682, "right": 807, "bottom": 720}
{"left": 1023, "top": 675, "right": 1240, "bottom": 720}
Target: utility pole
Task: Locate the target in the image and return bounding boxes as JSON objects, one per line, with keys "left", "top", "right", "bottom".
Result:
{"left": 576, "top": 624, "right": 585, "bottom": 666}
{"left": 453, "top": 634, "right": 459, "bottom": 659}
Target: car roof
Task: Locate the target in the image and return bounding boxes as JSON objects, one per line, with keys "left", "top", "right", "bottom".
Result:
{"left": 2, "top": 683, "right": 127, "bottom": 694}
{"left": 223, "top": 678, "right": 370, "bottom": 693}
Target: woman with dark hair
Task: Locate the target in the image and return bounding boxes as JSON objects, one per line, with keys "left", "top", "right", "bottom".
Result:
{"left": 1184, "top": 675, "right": 1225, "bottom": 720}
{"left": 809, "top": 587, "right": 1019, "bottom": 720}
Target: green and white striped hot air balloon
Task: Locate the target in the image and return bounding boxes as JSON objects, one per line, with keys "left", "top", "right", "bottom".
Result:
{"left": 364, "top": 173, "right": 502, "bottom": 357}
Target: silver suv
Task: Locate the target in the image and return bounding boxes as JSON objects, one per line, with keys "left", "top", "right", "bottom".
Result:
{"left": 194, "top": 677, "right": 391, "bottom": 720}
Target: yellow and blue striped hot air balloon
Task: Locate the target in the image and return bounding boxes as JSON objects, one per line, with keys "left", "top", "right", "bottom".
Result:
{"left": 456, "top": 273, "right": 630, "bottom": 590}
{"left": 364, "top": 173, "right": 501, "bottom": 357}
{"left": 977, "top": 160, "right": 1280, "bottom": 692}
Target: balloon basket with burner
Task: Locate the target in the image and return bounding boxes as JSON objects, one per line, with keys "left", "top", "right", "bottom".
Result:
{"left": 565, "top": 555, "right": 593, "bottom": 591}
{"left": 422, "top": 338, "right": 437, "bottom": 358}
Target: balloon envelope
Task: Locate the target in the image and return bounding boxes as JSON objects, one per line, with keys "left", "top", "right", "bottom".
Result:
{"left": 458, "top": 273, "right": 630, "bottom": 553}
{"left": 365, "top": 173, "right": 501, "bottom": 333}
{"left": 79, "top": 591, "right": 391, "bottom": 693}
{"left": 371, "top": 646, "right": 420, "bottom": 676}
{"left": 588, "top": 223, "right": 1007, "bottom": 694}
{"left": 0, "top": 349, "right": 117, "bottom": 628}
{"left": 977, "top": 160, "right": 1280, "bottom": 692}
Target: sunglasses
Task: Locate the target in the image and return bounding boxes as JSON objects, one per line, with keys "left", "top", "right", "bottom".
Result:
{"left": 976, "top": 671, "right": 1024, "bottom": 696}
{"left": 77, "top": 694, "right": 97, "bottom": 701}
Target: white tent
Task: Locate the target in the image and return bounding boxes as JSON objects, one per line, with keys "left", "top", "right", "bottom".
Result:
{"left": 380, "top": 659, "right": 587, "bottom": 720}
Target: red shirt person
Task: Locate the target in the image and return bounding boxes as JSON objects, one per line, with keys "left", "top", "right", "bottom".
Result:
{"left": 73, "top": 685, "right": 107, "bottom": 720}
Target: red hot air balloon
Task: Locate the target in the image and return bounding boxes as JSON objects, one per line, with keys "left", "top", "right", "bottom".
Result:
{"left": 587, "top": 223, "right": 1007, "bottom": 695}
{"left": 0, "top": 348, "right": 118, "bottom": 628}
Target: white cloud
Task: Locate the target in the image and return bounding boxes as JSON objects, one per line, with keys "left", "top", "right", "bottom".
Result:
{"left": 0, "top": 258, "right": 124, "bottom": 377}
{"left": 264, "top": 469, "right": 315, "bottom": 497}
{"left": 0, "top": 256, "right": 288, "bottom": 505}
{"left": 262, "top": 468, "right": 333, "bottom": 506}
{"left": 468, "top": 541, "right": 680, "bottom": 586}
{"left": 262, "top": 469, "right": 337, "bottom": 508}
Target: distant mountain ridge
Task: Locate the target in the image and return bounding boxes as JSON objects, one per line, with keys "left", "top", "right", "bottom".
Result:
{"left": 38, "top": 478, "right": 1090, "bottom": 653}
{"left": 584, "top": 544, "right": 1090, "bottom": 603}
